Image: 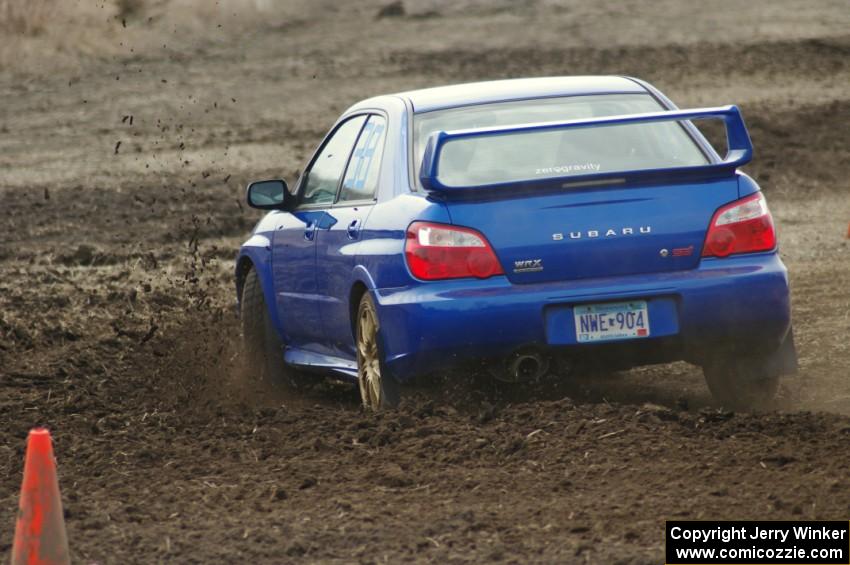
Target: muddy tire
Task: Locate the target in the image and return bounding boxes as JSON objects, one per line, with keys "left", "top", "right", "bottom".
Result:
{"left": 241, "top": 268, "right": 311, "bottom": 389}
{"left": 702, "top": 354, "right": 781, "bottom": 410}
{"left": 355, "top": 293, "right": 400, "bottom": 410}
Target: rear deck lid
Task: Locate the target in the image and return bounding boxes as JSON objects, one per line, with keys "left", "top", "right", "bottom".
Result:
{"left": 443, "top": 177, "right": 740, "bottom": 284}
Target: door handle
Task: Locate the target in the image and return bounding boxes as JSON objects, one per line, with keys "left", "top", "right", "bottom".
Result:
{"left": 304, "top": 221, "right": 317, "bottom": 241}
{"left": 346, "top": 219, "right": 361, "bottom": 240}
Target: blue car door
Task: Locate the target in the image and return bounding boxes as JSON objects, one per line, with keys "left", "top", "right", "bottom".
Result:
{"left": 316, "top": 114, "right": 388, "bottom": 357}
{"left": 272, "top": 115, "right": 367, "bottom": 347}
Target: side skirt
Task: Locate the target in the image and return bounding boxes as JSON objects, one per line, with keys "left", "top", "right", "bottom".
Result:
{"left": 284, "top": 346, "right": 359, "bottom": 382}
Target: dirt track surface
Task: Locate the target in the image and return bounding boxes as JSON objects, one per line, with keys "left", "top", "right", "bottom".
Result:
{"left": 2, "top": 1, "right": 850, "bottom": 562}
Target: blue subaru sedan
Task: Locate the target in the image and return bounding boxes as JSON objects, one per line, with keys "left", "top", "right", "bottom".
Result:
{"left": 235, "top": 76, "right": 796, "bottom": 410}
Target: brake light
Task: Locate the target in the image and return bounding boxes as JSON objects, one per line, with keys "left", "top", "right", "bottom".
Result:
{"left": 405, "top": 221, "right": 504, "bottom": 280}
{"left": 702, "top": 192, "right": 776, "bottom": 258}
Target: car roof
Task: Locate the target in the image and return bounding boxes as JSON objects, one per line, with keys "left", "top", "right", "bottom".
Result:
{"left": 393, "top": 76, "right": 647, "bottom": 113}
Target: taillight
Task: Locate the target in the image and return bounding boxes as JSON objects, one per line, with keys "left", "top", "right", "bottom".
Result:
{"left": 702, "top": 192, "right": 777, "bottom": 258}
{"left": 405, "top": 221, "right": 504, "bottom": 280}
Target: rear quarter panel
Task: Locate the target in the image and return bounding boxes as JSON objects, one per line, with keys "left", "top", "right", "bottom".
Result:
{"left": 356, "top": 194, "right": 450, "bottom": 290}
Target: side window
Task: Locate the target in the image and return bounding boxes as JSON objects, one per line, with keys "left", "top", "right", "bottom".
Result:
{"left": 300, "top": 115, "right": 367, "bottom": 206}
{"left": 339, "top": 115, "right": 387, "bottom": 203}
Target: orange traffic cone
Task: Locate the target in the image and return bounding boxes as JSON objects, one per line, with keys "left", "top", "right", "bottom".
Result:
{"left": 11, "top": 428, "right": 70, "bottom": 565}
{"left": 846, "top": 222, "right": 850, "bottom": 239}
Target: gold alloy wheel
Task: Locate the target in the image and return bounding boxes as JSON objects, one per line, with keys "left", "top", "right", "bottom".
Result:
{"left": 357, "top": 302, "right": 382, "bottom": 410}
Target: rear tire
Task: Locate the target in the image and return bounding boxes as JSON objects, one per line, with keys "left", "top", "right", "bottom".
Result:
{"left": 355, "top": 293, "right": 400, "bottom": 410}
{"left": 241, "top": 268, "right": 311, "bottom": 389}
{"left": 702, "top": 353, "right": 781, "bottom": 410}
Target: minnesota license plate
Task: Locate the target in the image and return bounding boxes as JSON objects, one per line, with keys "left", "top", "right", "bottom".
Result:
{"left": 574, "top": 300, "right": 650, "bottom": 343}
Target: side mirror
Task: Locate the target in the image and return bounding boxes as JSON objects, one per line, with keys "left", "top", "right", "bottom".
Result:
{"left": 246, "top": 179, "right": 292, "bottom": 210}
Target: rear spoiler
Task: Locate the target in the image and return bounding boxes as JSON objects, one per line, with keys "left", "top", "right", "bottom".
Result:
{"left": 419, "top": 105, "right": 753, "bottom": 193}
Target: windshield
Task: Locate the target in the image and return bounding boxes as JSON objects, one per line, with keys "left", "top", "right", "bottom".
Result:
{"left": 413, "top": 94, "right": 710, "bottom": 188}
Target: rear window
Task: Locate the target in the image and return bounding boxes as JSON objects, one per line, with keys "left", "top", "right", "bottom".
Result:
{"left": 412, "top": 94, "right": 710, "bottom": 188}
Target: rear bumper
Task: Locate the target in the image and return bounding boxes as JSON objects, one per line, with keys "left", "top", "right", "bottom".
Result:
{"left": 374, "top": 252, "right": 791, "bottom": 381}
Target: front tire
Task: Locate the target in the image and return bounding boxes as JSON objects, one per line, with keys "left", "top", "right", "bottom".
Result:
{"left": 355, "top": 293, "right": 400, "bottom": 410}
{"left": 702, "top": 353, "right": 781, "bottom": 410}
{"left": 241, "top": 268, "right": 310, "bottom": 389}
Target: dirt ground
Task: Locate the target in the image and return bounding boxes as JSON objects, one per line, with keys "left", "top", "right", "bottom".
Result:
{"left": 1, "top": 1, "right": 850, "bottom": 562}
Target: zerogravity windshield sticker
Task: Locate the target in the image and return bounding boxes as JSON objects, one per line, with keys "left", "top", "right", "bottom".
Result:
{"left": 535, "top": 163, "right": 601, "bottom": 175}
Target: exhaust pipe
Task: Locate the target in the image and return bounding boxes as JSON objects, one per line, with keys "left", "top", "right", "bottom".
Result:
{"left": 510, "top": 353, "right": 544, "bottom": 381}
{"left": 491, "top": 349, "right": 550, "bottom": 383}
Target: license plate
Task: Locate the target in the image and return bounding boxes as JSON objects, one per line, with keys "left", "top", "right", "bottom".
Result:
{"left": 574, "top": 300, "right": 650, "bottom": 343}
